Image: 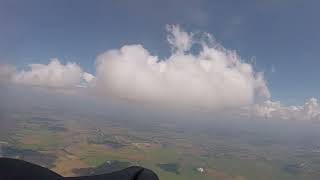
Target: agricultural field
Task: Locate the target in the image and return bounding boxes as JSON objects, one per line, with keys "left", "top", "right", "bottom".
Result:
{"left": 1, "top": 110, "right": 320, "bottom": 180}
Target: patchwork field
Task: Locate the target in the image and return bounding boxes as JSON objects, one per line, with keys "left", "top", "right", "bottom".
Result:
{"left": 1, "top": 112, "right": 320, "bottom": 180}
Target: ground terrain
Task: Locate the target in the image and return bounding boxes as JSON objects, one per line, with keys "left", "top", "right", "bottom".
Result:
{"left": 1, "top": 109, "right": 320, "bottom": 180}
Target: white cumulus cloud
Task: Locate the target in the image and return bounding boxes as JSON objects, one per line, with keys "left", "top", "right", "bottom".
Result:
{"left": 251, "top": 98, "right": 320, "bottom": 120}
{"left": 0, "top": 59, "right": 94, "bottom": 89}
{"left": 1, "top": 25, "right": 319, "bottom": 121}
{"left": 13, "top": 59, "right": 84, "bottom": 88}
{"left": 94, "top": 25, "right": 270, "bottom": 110}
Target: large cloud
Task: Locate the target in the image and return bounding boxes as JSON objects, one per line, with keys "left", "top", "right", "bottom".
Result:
{"left": 1, "top": 24, "right": 318, "bottom": 121}
{"left": 1, "top": 59, "right": 94, "bottom": 89}
{"left": 94, "top": 25, "right": 270, "bottom": 110}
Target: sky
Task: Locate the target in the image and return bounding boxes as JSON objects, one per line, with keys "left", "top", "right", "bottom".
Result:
{"left": 0, "top": 0, "right": 320, "bottom": 120}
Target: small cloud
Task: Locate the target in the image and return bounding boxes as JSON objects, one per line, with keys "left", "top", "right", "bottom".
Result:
{"left": 1, "top": 59, "right": 93, "bottom": 90}
{"left": 251, "top": 98, "right": 320, "bottom": 120}
{"left": 166, "top": 24, "right": 194, "bottom": 54}
{"left": 13, "top": 58, "right": 83, "bottom": 88}
{"left": 82, "top": 72, "right": 95, "bottom": 83}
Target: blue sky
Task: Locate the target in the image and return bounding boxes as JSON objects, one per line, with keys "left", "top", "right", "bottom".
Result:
{"left": 0, "top": 0, "right": 319, "bottom": 105}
